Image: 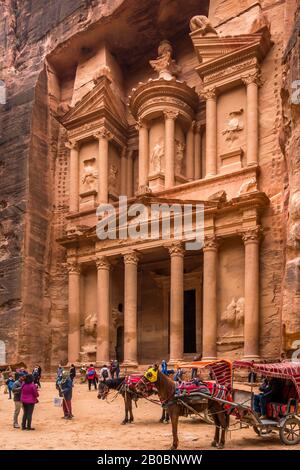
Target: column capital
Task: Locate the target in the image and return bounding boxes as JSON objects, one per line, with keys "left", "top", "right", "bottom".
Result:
{"left": 241, "top": 70, "right": 263, "bottom": 87}
{"left": 199, "top": 87, "right": 216, "bottom": 101}
{"left": 121, "top": 146, "right": 128, "bottom": 158}
{"left": 163, "top": 109, "right": 179, "bottom": 121}
{"left": 123, "top": 251, "right": 140, "bottom": 265}
{"left": 66, "top": 260, "right": 81, "bottom": 274}
{"left": 135, "top": 117, "right": 149, "bottom": 130}
{"left": 203, "top": 235, "right": 219, "bottom": 252}
{"left": 194, "top": 121, "right": 202, "bottom": 134}
{"left": 65, "top": 140, "right": 79, "bottom": 151}
{"left": 96, "top": 255, "right": 111, "bottom": 270}
{"left": 241, "top": 226, "right": 263, "bottom": 245}
{"left": 167, "top": 241, "right": 185, "bottom": 257}
{"left": 94, "top": 127, "right": 113, "bottom": 141}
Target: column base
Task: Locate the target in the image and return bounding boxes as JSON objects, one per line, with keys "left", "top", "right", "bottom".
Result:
{"left": 168, "top": 358, "right": 184, "bottom": 367}
{"left": 243, "top": 355, "right": 260, "bottom": 361}
{"left": 201, "top": 356, "right": 217, "bottom": 361}
{"left": 205, "top": 173, "right": 217, "bottom": 179}
{"left": 122, "top": 361, "right": 138, "bottom": 369}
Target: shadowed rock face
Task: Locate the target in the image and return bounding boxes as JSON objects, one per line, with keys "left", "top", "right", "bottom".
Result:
{"left": 0, "top": 0, "right": 299, "bottom": 368}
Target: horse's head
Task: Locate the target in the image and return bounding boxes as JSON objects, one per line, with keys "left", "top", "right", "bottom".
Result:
{"left": 97, "top": 380, "right": 109, "bottom": 400}
{"left": 135, "top": 364, "right": 159, "bottom": 395}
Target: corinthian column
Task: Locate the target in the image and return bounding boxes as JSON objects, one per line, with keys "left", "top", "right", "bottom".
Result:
{"left": 127, "top": 150, "right": 134, "bottom": 198}
{"left": 168, "top": 242, "right": 184, "bottom": 364}
{"left": 66, "top": 141, "right": 79, "bottom": 213}
{"left": 242, "top": 227, "right": 262, "bottom": 360}
{"left": 96, "top": 256, "right": 111, "bottom": 364}
{"left": 120, "top": 147, "right": 127, "bottom": 196}
{"left": 164, "top": 110, "right": 179, "bottom": 188}
{"left": 194, "top": 122, "right": 202, "bottom": 180}
{"left": 202, "top": 236, "right": 218, "bottom": 360}
{"left": 94, "top": 128, "right": 112, "bottom": 204}
{"left": 67, "top": 261, "right": 81, "bottom": 363}
{"left": 186, "top": 121, "right": 195, "bottom": 180}
{"left": 123, "top": 252, "right": 139, "bottom": 366}
{"left": 202, "top": 89, "right": 217, "bottom": 177}
{"left": 242, "top": 71, "right": 261, "bottom": 166}
{"left": 137, "top": 119, "right": 149, "bottom": 192}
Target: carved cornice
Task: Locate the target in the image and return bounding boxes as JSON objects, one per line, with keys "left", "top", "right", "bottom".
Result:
{"left": 241, "top": 226, "right": 263, "bottom": 244}
{"left": 123, "top": 251, "right": 140, "bottom": 265}
{"left": 163, "top": 109, "right": 179, "bottom": 120}
{"left": 167, "top": 242, "right": 184, "bottom": 257}
{"left": 66, "top": 260, "right": 81, "bottom": 274}
{"left": 203, "top": 235, "right": 219, "bottom": 251}
{"left": 96, "top": 256, "right": 111, "bottom": 270}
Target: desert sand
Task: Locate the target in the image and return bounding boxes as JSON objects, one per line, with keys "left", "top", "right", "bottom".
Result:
{"left": 0, "top": 381, "right": 295, "bottom": 450}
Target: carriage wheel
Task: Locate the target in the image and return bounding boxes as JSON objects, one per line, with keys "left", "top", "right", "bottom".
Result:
{"left": 279, "top": 417, "right": 300, "bottom": 445}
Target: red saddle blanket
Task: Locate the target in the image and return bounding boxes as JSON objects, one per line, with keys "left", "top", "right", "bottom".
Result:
{"left": 125, "top": 374, "right": 154, "bottom": 393}
{"left": 175, "top": 380, "right": 231, "bottom": 400}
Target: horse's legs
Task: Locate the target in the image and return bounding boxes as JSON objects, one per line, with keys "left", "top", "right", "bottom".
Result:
{"left": 122, "top": 395, "right": 129, "bottom": 425}
{"left": 160, "top": 408, "right": 165, "bottom": 423}
{"left": 210, "top": 405, "right": 220, "bottom": 448}
{"left": 129, "top": 398, "right": 134, "bottom": 423}
{"left": 170, "top": 408, "right": 179, "bottom": 450}
{"left": 218, "top": 412, "right": 229, "bottom": 449}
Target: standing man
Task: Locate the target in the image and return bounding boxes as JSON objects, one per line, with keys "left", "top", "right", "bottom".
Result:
{"left": 59, "top": 371, "right": 74, "bottom": 420}
{"left": 70, "top": 364, "right": 76, "bottom": 382}
{"left": 12, "top": 374, "right": 25, "bottom": 428}
{"left": 87, "top": 364, "right": 98, "bottom": 390}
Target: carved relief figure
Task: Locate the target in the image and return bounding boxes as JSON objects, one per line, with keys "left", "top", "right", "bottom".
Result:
{"left": 149, "top": 40, "right": 181, "bottom": 80}
{"left": 220, "top": 297, "right": 245, "bottom": 335}
{"left": 222, "top": 109, "right": 244, "bottom": 144}
{"left": 82, "top": 158, "right": 97, "bottom": 192}
{"left": 175, "top": 140, "right": 185, "bottom": 175}
{"left": 189, "top": 15, "right": 218, "bottom": 36}
{"left": 238, "top": 177, "right": 258, "bottom": 196}
{"left": 150, "top": 140, "right": 164, "bottom": 175}
{"left": 83, "top": 313, "right": 97, "bottom": 337}
{"left": 108, "top": 164, "right": 119, "bottom": 193}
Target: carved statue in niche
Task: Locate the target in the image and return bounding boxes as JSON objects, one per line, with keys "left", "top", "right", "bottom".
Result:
{"left": 238, "top": 177, "right": 258, "bottom": 196}
{"left": 220, "top": 297, "right": 245, "bottom": 337}
{"left": 175, "top": 140, "right": 185, "bottom": 175}
{"left": 150, "top": 140, "right": 164, "bottom": 175}
{"left": 222, "top": 109, "right": 244, "bottom": 144}
{"left": 108, "top": 164, "right": 119, "bottom": 193}
{"left": 189, "top": 15, "right": 218, "bottom": 36}
{"left": 82, "top": 158, "right": 97, "bottom": 192}
{"left": 83, "top": 313, "right": 97, "bottom": 338}
{"left": 149, "top": 40, "right": 181, "bottom": 81}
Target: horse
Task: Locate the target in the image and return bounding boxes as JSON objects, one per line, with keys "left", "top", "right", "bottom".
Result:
{"left": 136, "top": 365, "right": 230, "bottom": 449}
{"left": 97, "top": 376, "right": 169, "bottom": 425}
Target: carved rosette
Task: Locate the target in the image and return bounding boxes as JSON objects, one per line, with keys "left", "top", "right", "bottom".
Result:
{"left": 123, "top": 251, "right": 140, "bottom": 265}
{"left": 241, "top": 226, "right": 263, "bottom": 245}
{"left": 163, "top": 110, "right": 179, "bottom": 120}
{"left": 96, "top": 256, "right": 110, "bottom": 271}
{"left": 168, "top": 242, "right": 184, "bottom": 257}
{"left": 66, "top": 260, "right": 81, "bottom": 274}
{"left": 199, "top": 88, "right": 216, "bottom": 101}
{"left": 203, "top": 235, "right": 219, "bottom": 252}
{"left": 94, "top": 127, "right": 113, "bottom": 141}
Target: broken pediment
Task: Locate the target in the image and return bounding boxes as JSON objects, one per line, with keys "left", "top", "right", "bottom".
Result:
{"left": 60, "top": 75, "right": 127, "bottom": 131}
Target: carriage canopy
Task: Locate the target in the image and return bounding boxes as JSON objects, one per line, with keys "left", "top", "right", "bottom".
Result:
{"left": 176, "top": 359, "right": 232, "bottom": 388}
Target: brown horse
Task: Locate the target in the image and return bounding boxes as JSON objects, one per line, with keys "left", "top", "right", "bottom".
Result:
{"left": 136, "top": 365, "right": 230, "bottom": 449}
{"left": 97, "top": 376, "right": 169, "bottom": 425}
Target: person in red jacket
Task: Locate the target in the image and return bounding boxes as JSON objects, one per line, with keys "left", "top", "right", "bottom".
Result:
{"left": 86, "top": 364, "right": 98, "bottom": 390}
{"left": 21, "top": 374, "right": 39, "bottom": 430}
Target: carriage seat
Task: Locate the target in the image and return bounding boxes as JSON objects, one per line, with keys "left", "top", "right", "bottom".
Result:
{"left": 266, "top": 383, "right": 298, "bottom": 418}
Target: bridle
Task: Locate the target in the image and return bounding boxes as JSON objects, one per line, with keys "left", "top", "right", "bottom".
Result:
{"left": 138, "top": 371, "right": 174, "bottom": 406}
{"left": 98, "top": 382, "right": 109, "bottom": 400}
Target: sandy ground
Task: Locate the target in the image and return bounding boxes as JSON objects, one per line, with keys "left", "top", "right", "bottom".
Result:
{"left": 0, "top": 381, "right": 297, "bottom": 450}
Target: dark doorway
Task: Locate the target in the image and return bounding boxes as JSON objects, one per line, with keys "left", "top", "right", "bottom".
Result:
{"left": 184, "top": 289, "right": 196, "bottom": 353}
{"left": 116, "top": 326, "right": 124, "bottom": 362}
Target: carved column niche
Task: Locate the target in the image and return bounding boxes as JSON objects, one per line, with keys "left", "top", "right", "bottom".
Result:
{"left": 190, "top": 15, "right": 272, "bottom": 176}
{"left": 129, "top": 40, "right": 198, "bottom": 193}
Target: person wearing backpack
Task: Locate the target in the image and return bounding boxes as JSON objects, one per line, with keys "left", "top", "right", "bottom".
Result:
{"left": 99, "top": 365, "right": 110, "bottom": 382}
{"left": 86, "top": 364, "right": 98, "bottom": 390}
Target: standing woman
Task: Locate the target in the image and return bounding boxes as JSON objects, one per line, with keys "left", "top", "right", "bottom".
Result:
{"left": 21, "top": 374, "right": 39, "bottom": 430}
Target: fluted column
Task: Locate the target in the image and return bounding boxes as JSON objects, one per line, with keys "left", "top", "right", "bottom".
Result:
{"left": 123, "top": 251, "right": 139, "bottom": 366}
{"left": 202, "top": 89, "right": 217, "bottom": 177}
{"left": 66, "top": 141, "right": 79, "bottom": 213}
{"left": 242, "top": 72, "right": 260, "bottom": 166}
{"left": 120, "top": 147, "right": 127, "bottom": 196}
{"left": 67, "top": 261, "right": 81, "bottom": 363}
{"left": 242, "top": 227, "right": 262, "bottom": 360}
{"left": 137, "top": 119, "right": 149, "bottom": 192}
{"left": 202, "top": 236, "right": 218, "bottom": 360}
{"left": 194, "top": 122, "right": 202, "bottom": 180}
{"left": 96, "top": 256, "right": 111, "bottom": 364}
{"left": 95, "top": 128, "right": 112, "bottom": 204}
{"left": 186, "top": 121, "right": 195, "bottom": 180}
{"left": 164, "top": 110, "right": 179, "bottom": 189}
{"left": 168, "top": 242, "right": 184, "bottom": 364}
{"left": 127, "top": 150, "right": 134, "bottom": 198}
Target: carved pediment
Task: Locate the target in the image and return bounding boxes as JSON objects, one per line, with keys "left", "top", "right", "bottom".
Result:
{"left": 60, "top": 76, "right": 127, "bottom": 130}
